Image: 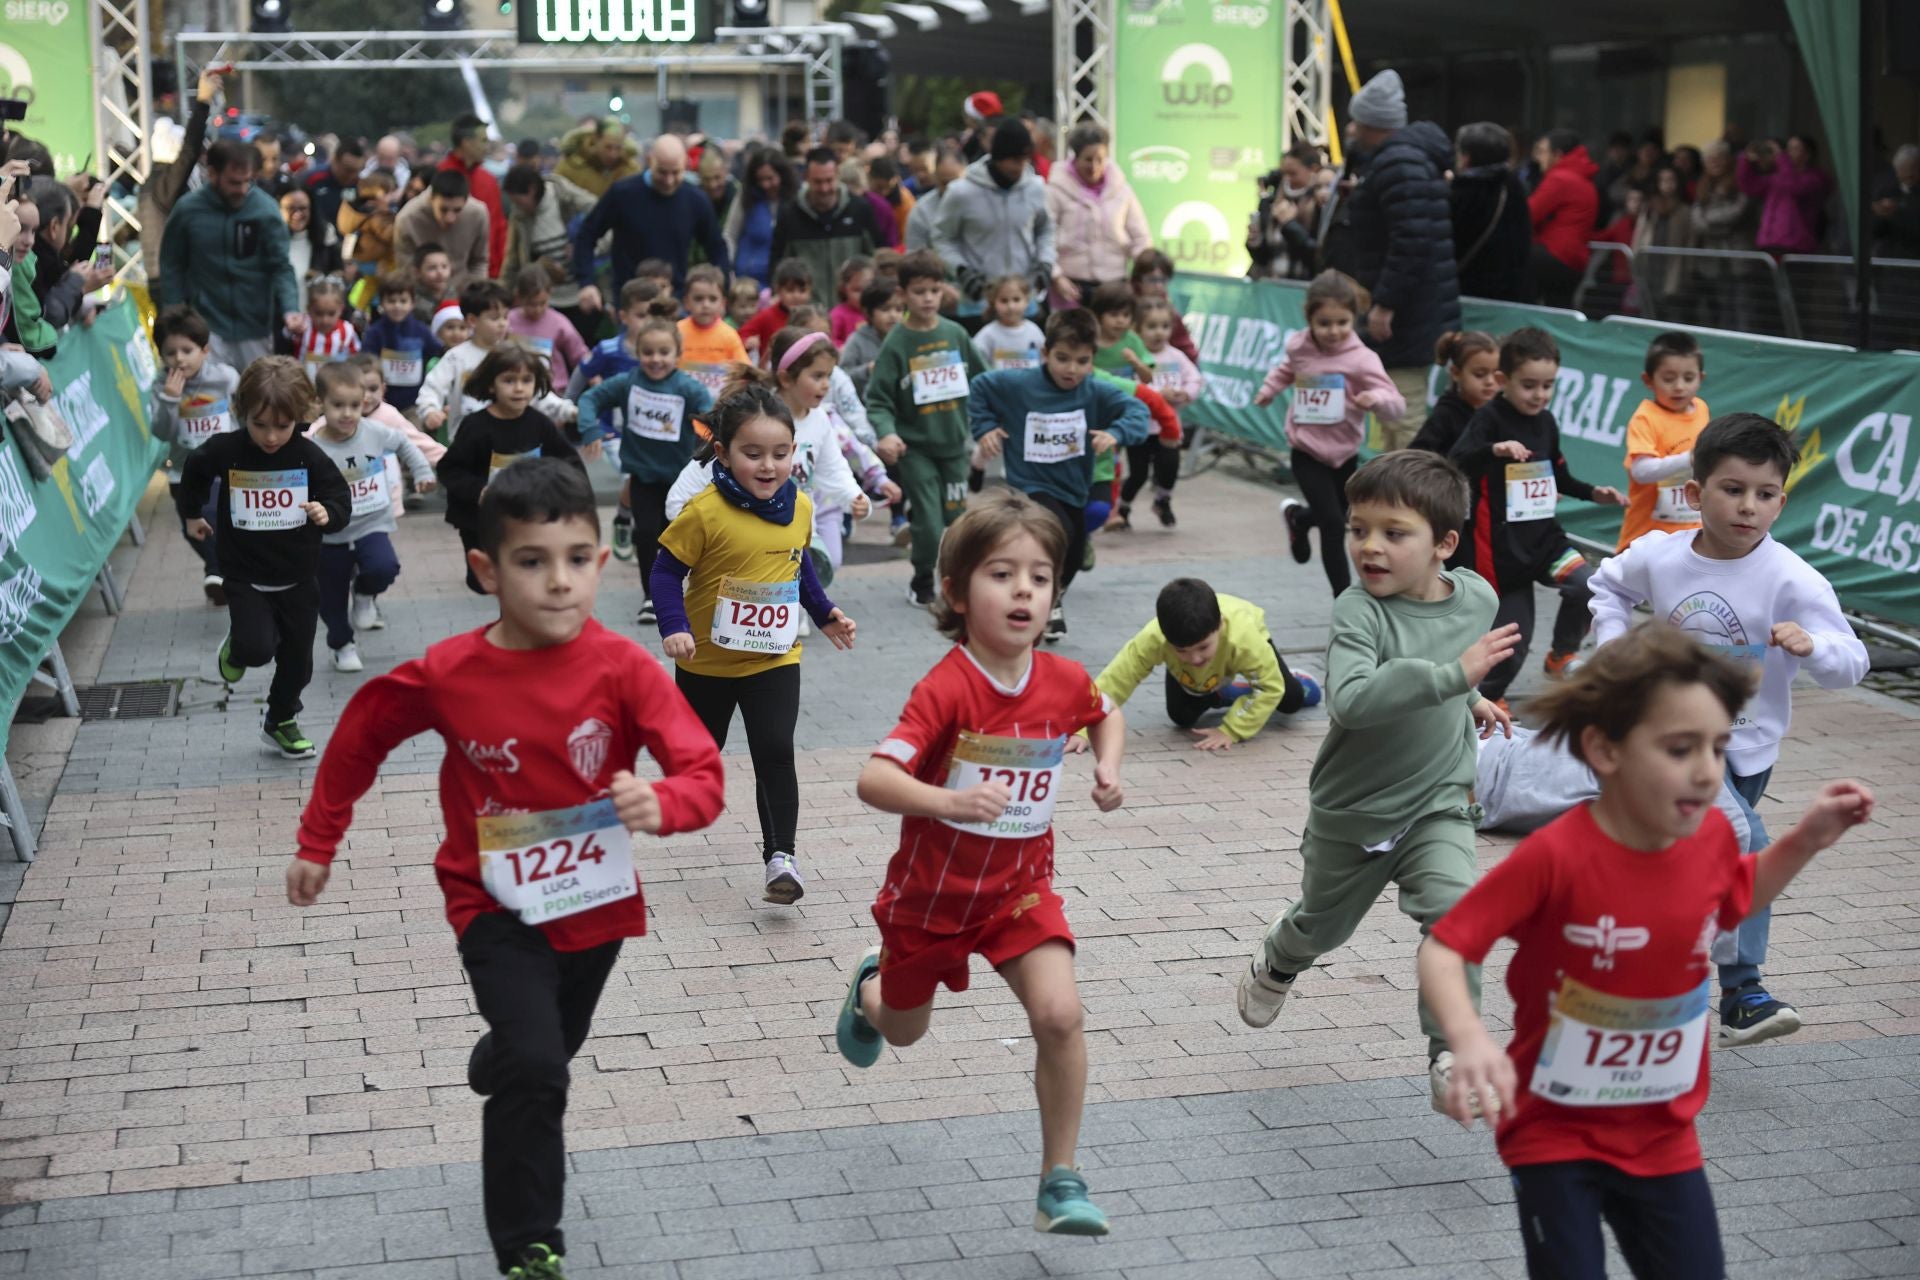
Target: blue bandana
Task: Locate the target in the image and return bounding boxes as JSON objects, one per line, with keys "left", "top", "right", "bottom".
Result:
{"left": 711, "top": 462, "right": 797, "bottom": 525}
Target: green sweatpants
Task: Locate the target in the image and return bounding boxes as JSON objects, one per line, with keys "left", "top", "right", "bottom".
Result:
{"left": 897, "top": 449, "right": 971, "bottom": 589}
{"left": 1262, "top": 807, "right": 1480, "bottom": 1059}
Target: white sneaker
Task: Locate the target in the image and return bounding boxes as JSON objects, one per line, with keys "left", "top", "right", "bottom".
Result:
{"left": 1235, "top": 953, "right": 1296, "bottom": 1028}
{"left": 351, "top": 593, "right": 381, "bottom": 632}
{"left": 202, "top": 574, "right": 226, "bottom": 606}
{"left": 1429, "top": 1050, "right": 1483, "bottom": 1117}
{"left": 798, "top": 615, "right": 812, "bottom": 638}
{"left": 371, "top": 598, "right": 387, "bottom": 630}
{"left": 763, "top": 853, "right": 805, "bottom": 904}
{"left": 331, "top": 643, "right": 364, "bottom": 673}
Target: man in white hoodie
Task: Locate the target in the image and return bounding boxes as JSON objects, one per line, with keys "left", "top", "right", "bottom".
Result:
{"left": 931, "top": 121, "right": 1059, "bottom": 325}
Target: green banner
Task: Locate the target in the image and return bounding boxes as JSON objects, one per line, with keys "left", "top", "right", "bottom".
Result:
{"left": 1, "top": 297, "right": 165, "bottom": 753}
{"left": 1113, "top": 0, "right": 1282, "bottom": 277}
{"left": 1170, "top": 272, "right": 1920, "bottom": 627}
{"left": 0, "top": 0, "right": 97, "bottom": 178}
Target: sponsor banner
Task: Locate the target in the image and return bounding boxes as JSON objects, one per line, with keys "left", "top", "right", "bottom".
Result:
{"left": 1169, "top": 273, "right": 1920, "bottom": 626}
{"left": 0, "top": 298, "right": 166, "bottom": 753}
{"left": 0, "top": 0, "right": 96, "bottom": 177}
{"left": 1114, "top": 0, "right": 1282, "bottom": 277}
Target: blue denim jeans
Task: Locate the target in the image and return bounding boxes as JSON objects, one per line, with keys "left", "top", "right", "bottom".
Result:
{"left": 1718, "top": 766, "right": 1773, "bottom": 991}
{"left": 316, "top": 533, "right": 401, "bottom": 650}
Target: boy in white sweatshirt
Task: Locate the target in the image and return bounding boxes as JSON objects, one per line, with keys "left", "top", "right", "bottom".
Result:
{"left": 1590, "top": 412, "right": 1869, "bottom": 1047}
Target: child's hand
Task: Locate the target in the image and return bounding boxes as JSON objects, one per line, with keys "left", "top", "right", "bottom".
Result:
{"left": 820, "top": 609, "right": 857, "bottom": 650}
{"left": 946, "top": 779, "right": 1012, "bottom": 825}
{"left": 1770, "top": 621, "right": 1815, "bottom": 657}
{"left": 850, "top": 494, "right": 871, "bottom": 520}
{"left": 163, "top": 365, "right": 188, "bottom": 398}
{"left": 415, "top": 477, "right": 437, "bottom": 494}
{"left": 425, "top": 409, "right": 447, "bottom": 431}
{"left": 1791, "top": 780, "right": 1875, "bottom": 850}
{"left": 1090, "top": 430, "right": 1117, "bottom": 455}
{"left": 184, "top": 517, "right": 211, "bottom": 541}
{"left": 877, "top": 479, "right": 903, "bottom": 505}
{"left": 303, "top": 501, "right": 329, "bottom": 527}
{"left": 1471, "top": 697, "right": 1513, "bottom": 740}
{"left": 1253, "top": 387, "right": 1276, "bottom": 408}
{"left": 1091, "top": 761, "right": 1124, "bottom": 811}
{"left": 1460, "top": 623, "right": 1523, "bottom": 687}
{"left": 610, "top": 769, "right": 662, "bottom": 834}
{"left": 1163, "top": 388, "right": 1193, "bottom": 410}
{"left": 1353, "top": 389, "right": 1381, "bottom": 410}
{"left": 1591, "top": 485, "right": 1626, "bottom": 506}
{"left": 1190, "top": 727, "right": 1234, "bottom": 752}
{"left": 285, "top": 857, "right": 330, "bottom": 907}
{"left": 1063, "top": 734, "right": 1089, "bottom": 755}
{"left": 661, "top": 631, "right": 696, "bottom": 660}
{"left": 580, "top": 439, "right": 604, "bottom": 464}
{"left": 1123, "top": 350, "right": 1153, "bottom": 382}
{"left": 1491, "top": 441, "right": 1532, "bottom": 461}
{"left": 973, "top": 427, "right": 1008, "bottom": 460}
{"left": 1443, "top": 1030, "right": 1516, "bottom": 1130}
{"left": 876, "top": 435, "right": 908, "bottom": 464}
{"left": 284, "top": 311, "right": 308, "bottom": 336}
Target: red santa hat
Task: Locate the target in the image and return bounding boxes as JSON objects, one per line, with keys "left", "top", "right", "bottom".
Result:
{"left": 962, "top": 91, "right": 1004, "bottom": 124}
{"left": 430, "top": 300, "right": 465, "bottom": 338}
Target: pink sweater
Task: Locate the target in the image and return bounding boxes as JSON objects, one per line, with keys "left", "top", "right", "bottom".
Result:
{"left": 508, "top": 306, "right": 590, "bottom": 385}
{"left": 1258, "top": 329, "right": 1405, "bottom": 467}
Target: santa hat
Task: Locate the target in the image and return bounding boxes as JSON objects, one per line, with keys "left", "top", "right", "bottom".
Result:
{"left": 962, "top": 91, "right": 1003, "bottom": 124}
{"left": 430, "top": 300, "right": 465, "bottom": 338}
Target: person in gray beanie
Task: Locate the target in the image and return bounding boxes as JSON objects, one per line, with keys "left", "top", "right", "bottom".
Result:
{"left": 931, "top": 119, "right": 1060, "bottom": 323}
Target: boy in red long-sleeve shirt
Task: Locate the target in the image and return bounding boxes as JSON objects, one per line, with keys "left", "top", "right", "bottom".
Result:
{"left": 287, "top": 457, "right": 725, "bottom": 1278}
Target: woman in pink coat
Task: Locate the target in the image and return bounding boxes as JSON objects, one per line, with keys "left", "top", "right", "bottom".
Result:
{"left": 1736, "top": 136, "right": 1833, "bottom": 257}
{"left": 1046, "top": 124, "right": 1152, "bottom": 309}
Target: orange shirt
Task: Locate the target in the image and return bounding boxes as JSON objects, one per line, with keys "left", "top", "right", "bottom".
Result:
{"left": 1618, "top": 396, "right": 1711, "bottom": 548}
{"left": 678, "top": 318, "right": 749, "bottom": 402}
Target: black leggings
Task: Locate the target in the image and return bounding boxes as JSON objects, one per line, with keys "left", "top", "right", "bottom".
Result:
{"left": 630, "top": 481, "right": 670, "bottom": 599}
{"left": 1119, "top": 439, "right": 1180, "bottom": 506}
{"left": 1291, "top": 449, "right": 1356, "bottom": 595}
{"left": 1030, "top": 491, "right": 1088, "bottom": 595}
{"left": 1481, "top": 561, "right": 1596, "bottom": 702}
{"left": 225, "top": 579, "right": 318, "bottom": 725}
{"left": 675, "top": 663, "right": 802, "bottom": 861}
{"left": 1164, "top": 640, "right": 1310, "bottom": 726}
{"left": 1510, "top": 1161, "right": 1724, "bottom": 1280}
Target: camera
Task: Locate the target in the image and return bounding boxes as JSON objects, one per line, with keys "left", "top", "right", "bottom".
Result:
{"left": 0, "top": 99, "right": 27, "bottom": 124}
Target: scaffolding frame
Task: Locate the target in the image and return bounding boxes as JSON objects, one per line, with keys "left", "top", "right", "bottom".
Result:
{"left": 1282, "top": 0, "right": 1332, "bottom": 149}
{"left": 89, "top": 0, "right": 155, "bottom": 283}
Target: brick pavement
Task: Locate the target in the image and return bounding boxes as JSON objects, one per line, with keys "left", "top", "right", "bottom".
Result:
{"left": 4, "top": 461, "right": 1919, "bottom": 1277}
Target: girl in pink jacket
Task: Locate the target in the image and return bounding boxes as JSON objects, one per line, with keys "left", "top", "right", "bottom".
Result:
{"left": 1253, "top": 270, "right": 1405, "bottom": 596}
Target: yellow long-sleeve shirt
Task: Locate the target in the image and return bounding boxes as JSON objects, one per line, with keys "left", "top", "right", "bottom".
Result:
{"left": 1095, "top": 594, "right": 1286, "bottom": 742}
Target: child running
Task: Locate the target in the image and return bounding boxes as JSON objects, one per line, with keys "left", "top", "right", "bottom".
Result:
{"left": 972, "top": 275, "right": 1046, "bottom": 371}
{"left": 677, "top": 264, "right": 749, "bottom": 401}
{"left": 1421, "top": 624, "right": 1873, "bottom": 1279}
{"left": 739, "top": 260, "right": 814, "bottom": 365}
{"left": 178, "top": 357, "right": 352, "bottom": 759}
{"left": 835, "top": 490, "right": 1127, "bottom": 1236}
{"left": 289, "top": 457, "right": 726, "bottom": 1280}
{"left": 290, "top": 275, "right": 361, "bottom": 382}
{"left": 572, "top": 280, "right": 669, "bottom": 560}
{"left": 829, "top": 254, "right": 874, "bottom": 346}
{"left": 1410, "top": 330, "right": 1499, "bottom": 457}
{"left": 1256, "top": 270, "right": 1406, "bottom": 596}
{"left": 346, "top": 352, "right": 446, "bottom": 521}
{"left": 419, "top": 280, "right": 576, "bottom": 436}
{"left": 508, "top": 265, "right": 590, "bottom": 387}
{"left": 410, "top": 242, "right": 456, "bottom": 325}
{"left": 651, "top": 381, "right": 858, "bottom": 905}
{"left": 839, "top": 279, "right": 901, "bottom": 396}
{"left": 1448, "top": 327, "right": 1625, "bottom": 702}
{"left": 1237, "top": 450, "right": 1516, "bottom": 1111}
{"left": 1119, "top": 297, "right": 1199, "bottom": 529}
{"left": 1088, "top": 282, "right": 1153, "bottom": 384}
{"left": 1616, "top": 331, "right": 1711, "bottom": 550}
{"left": 1590, "top": 412, "right": 1869, "bottom": 1045}
{"left": 150, "top": 304, "right": 240, "bottom": 605}
{"left": 359, "top": 269, "right": 443, "bottom": 416}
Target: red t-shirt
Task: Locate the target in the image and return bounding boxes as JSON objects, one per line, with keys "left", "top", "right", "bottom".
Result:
{"left": 296, "top": 620, "right": 726, "bottom": 951}
{"left": 738, "top": 304, "right": 791, "bottom": 365}
{"left": 871, "top": 647, "right": 1110, "bottom": 934}
{"left": 1432, "top": 803, "right": 1754, "bottom": 1176}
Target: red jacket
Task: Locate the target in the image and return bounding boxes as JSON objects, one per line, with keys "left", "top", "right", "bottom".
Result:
{"left": 440, "top": 153, "right": 507, "bottom": 277}
{"left": 1528, "top": 146, "right": 1600, "bottom": 272}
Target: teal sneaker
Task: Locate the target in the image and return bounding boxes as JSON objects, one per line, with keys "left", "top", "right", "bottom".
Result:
{"left": 1035, "top": 1166, "right": 1109, "bottom": 1235}
{"left": 506, "top": 1243, "right": 566, "bottom": 1278}
{"left": 216, "top": 634, "right": 244, "bottom": 684}
{"left": 835, "top": 946, "right": 884, "bottom": 1068}
{"left": 261, "top": 715, "right": 316, "bottom": 760}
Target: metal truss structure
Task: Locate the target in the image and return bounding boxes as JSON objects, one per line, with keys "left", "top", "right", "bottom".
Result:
{"left": 89, "top": 0, "right": 155, "bottom": 283}
{"left": 1282, "top": 0, "right": 1331, "bottom": 149}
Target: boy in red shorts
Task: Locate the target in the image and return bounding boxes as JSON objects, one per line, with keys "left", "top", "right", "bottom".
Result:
{"left": 835, "top": 490, "right": 1127, "bottom": 1236}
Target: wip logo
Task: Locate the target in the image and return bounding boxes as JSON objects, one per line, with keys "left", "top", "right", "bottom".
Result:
{"left": 1129, "top": 145, "right": 1190, "bottom": 184}
{"left": 1158, "top": 202, "right": 1233, "bottom": 267}
{"left": 1160, "top": 43, "right": 1233, "bottom": 110}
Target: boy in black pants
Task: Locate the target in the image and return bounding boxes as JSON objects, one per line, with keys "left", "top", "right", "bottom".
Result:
{"left": 179, "top": 356, "right": 352, "bottom": 759}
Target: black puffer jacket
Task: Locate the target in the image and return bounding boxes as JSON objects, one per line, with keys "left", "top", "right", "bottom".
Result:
{"left": 1346, "top": 120, "right": 1461, "bottom": 368}
{"left": 1449, "top": 162, "right": 1533, "bottom": 303}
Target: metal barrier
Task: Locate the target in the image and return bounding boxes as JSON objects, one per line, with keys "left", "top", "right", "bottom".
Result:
{"left": 1778, "top": 255, "right": 1920, "bottom": 351}
{"left": 1571, "top": 243, "right": 1635, "bottom": 321}
{"left": 1629, "top": 246, "right": 1802, "bottom": 340}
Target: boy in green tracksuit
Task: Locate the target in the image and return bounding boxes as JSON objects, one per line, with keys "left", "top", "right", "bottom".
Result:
{"left": 866, "top": 249, "right": 990, "bottom": 608}
{"left": 1095, "top": 580, "right": 1321, "bottom": 751}
{"left": 1234, "top": 450, "right": 1520, "bottom": 1115}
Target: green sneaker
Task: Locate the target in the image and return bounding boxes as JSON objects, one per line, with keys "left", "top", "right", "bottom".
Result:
{"left": 835, "top": 946, "right": 884, "bottom": 1068}
{"left": 506, "top": 1244, "right": 566, "bottom": 1278}
{"left": 216, "top": 634, "right": 245, "bottom": 684}
{"left": 1035, "top": 1165, "right": 1109, "bottom": 1235}
{"left": 261, "top": 716, "right": 316, "bottom": 760}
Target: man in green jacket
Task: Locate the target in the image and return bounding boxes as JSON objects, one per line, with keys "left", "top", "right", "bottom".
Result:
{"left": 769, "top": 147, "right": 881, "bottom": 309}
{"left": 160, "top": 138, "right": 304, "bottom": 371}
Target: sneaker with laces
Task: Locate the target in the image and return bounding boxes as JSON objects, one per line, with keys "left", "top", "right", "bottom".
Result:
{"left": 1293, "top": 666, "right": 1323, "bottom": 709}
{"left": 202, "top": 574, "right": 226, "bottom": 606}
{"left": 351, "top": 593, "right": 381, "bottom": 632}
{"left": 836, "top": 946, "right": 884, "bottom": 1068}
{"left": 216, "top": 635, "right": 245, "bottom": 685}
{"left": 331, "top": 643, "right": 364, "bottom": 673}
{"left": 467, "top": 1031, "right": 498, "bottom": 1096}
{"left": 1542, "top": 649, "right": 1583, "bottom": 679}
{"left": 506, "top": 1243, "right": 566, "bottom": 1279}
{"left": 1044, "top": 603, "right": 1067, "bottom": 642}
{"left": 637, "top": 600, "right": 658, "bottom": 627}
{"left": 1080, "top": 539, "right": 1096, "bottom": 571}
{"left": 1280, "top": 498, "right": 1313, "bottom": 564}
{"left": 905, "top": 581, "right": 936, "bottom": 609}
{"left": 1035, "top": 1166, "right": 1110, "bottom": 1236}
{"left": 611, "top": 512, "right": 635, "bottom": 561}
{"left": 1236, "top": 952, "right": 1296, "bottom": 1028}
{"left": 1429, "top": 1050, "right": 1483, "bottom": 1117}
{"left": 764, "top": 853, "right": 805, "bottom": 904}
{"left": 1113, "top": 501, "right": 1133, "bottom": 531}
{"left": 1152, "top": 494, "right": 1176, "bottom": 528}
{"left": 1719, "top": 982, "right": 1802, "bottom": 1046}
{"left": 261, "top": 715, "right": 316, "bottom": 760}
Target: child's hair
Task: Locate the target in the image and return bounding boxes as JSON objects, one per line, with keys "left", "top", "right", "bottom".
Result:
{"left": 411, "top": 241, "right": 449, "bottom": 269}
{"left": 772, "top": 258, "right": 814, "bottom": 291}
{"left": 153, "top": 304, "right": 211, "bottom": 349}
{"left": 706, "top": 381, "right": 796, "bottom": 455}
{"left": 895, "top": 250, "right": 945, "bottom": 290}
{"left": 464, "top": 340, "right": 553, "bottom": 401}
{"left": 313, "top": 361, "right": 364, "bottom": 403}
{"left": 460, "top": 278, "right": 512, "bottom": 319}
{"left": 987, "top": 274, "right": 1031, "bottom": 304}
{"left": 934, "top": 490, "right": 1067, "bottom": 642}
{"left": 1434, "top": 329, "right": 1497, "bottom": 368}
{"left": 728, "top": 278, "right": 762, "bottom": 307}
{"left": 615, "top": 277, "right": 678, "bottom": 320}
{"left": 307, "top": 275, "right": 349, "bottom": 309}
{"left": 375, "top": 269, "right": 418, "bottom": 302}
{"left": 684, "top": 264, "right": 726, "bottom": 296}
{"left": 1130, "top": 248, "right": 1175, "bottom": 284}
{"left": 634, "top": 316, "right": 681, "bottom": 350}
{"left": 344, "top": 351, "right": 381, "bottom": 382}
{"left": 1135, "top": 297, "right": 1174, "bottom": 329}
{"left": 1044, "top": 307, "right": 1098, "bottom": 351}
{"left": 1499, "top": 326, "right": 1561, "bottom": 373}
{"left": 1304, "top": 269, "right": 1369, "bottom": 320}
{"left": 1155, "top": 578, "right": 1222, "bottom": 649}
{"left": 1644, "top": 330, "right": 1704, "bottom": 376}
{"left": 1527, "top": 624, "right": 1755, "bottom": 768}
{"left": 766, "top": 325, "right": 838, "bottom": 376}
{"left": 1088, "top": 281, "right": 1138, "bottom": 320}
{"left": 1690, "top": 412, "right": 1798, "bottom": 485}
{"left": 859, "top": 279, "right": 900, "bottom": 316}
{"left": 837, "top": 255, "right": 874, "bottom": 298}
{"left": 512, "top": 265, "right": 551, "bottom": 302}
{"left": 1344, "top": 450, "right": 1470, "bottom": 542}
{"left": 634, "top": 257, "right": 674, "bottom": 282}
{"left": 234, "top": 356, "right": 316, "bottom": 426}
{"left": 785, "top": 304, "right": 825, "bottom": 332}
{"left": 356, "top": 170, "right": 396, "bottom": 198}
{"left": 476, "top": 455, "right": 601, "bottom": 558}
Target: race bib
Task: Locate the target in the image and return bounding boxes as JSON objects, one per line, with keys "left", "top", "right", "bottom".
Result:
{"left": 381, "top": 345, "right": 424, "bottom": 388}
{"left": 711, "top": 576, "right": 800, "bottom": 653}
{"left": 1024, "top": 410, "right": 1087, "bottom": 464}
{"left": 910, "top": 350, "right": 968, "bottom": 406}
{"left": 178, "top": 394, "right": 232, "bottom": 448}
{"left": 1530, "top": 976, "right": 1708, "bottom": 1108}
{"left": 1505, "top": 460, "right": 1557, "bottom": 522}
{"left": 942, "top": 733, "right": 1064, "bottom": 839}
{"left": 1292, "top": 373, "right": 1346, "bottom": 425}
{"left": 683, "top": 362, "right": 729, "bottom": 397}
{"left": 1653, "top": 478, "right": 1699, "bottom": 524}
{"left": 228, "top": 468, "right": 308, "bottom": 531}
{"left": 342, "top": 459, "right": 389, "bottom": 519}
{"left": 626, "top": 387, "right": 685, "bottom": 443}
{"left": 476, "top": 798, "right": 637, "bottom": 926}
{"left": 994, "top": 350, "right": 1040, "bottom": 370}
{"left": 489, "top": 448, "right": 538, "bottom": 484}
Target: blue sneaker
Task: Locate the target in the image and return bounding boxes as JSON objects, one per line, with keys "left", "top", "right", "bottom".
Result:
{"left": 1296, "top": 669, "right": 1322, "bottom": 709}
{"left": 836, "top": 946, "right": 884, "bottom": 1068}
{"left": 1215, "top": 682, "right": 1253, "bottom": 707}
{"left": 1035, "top": 1166, "right": 1109, "bottom": 1235}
